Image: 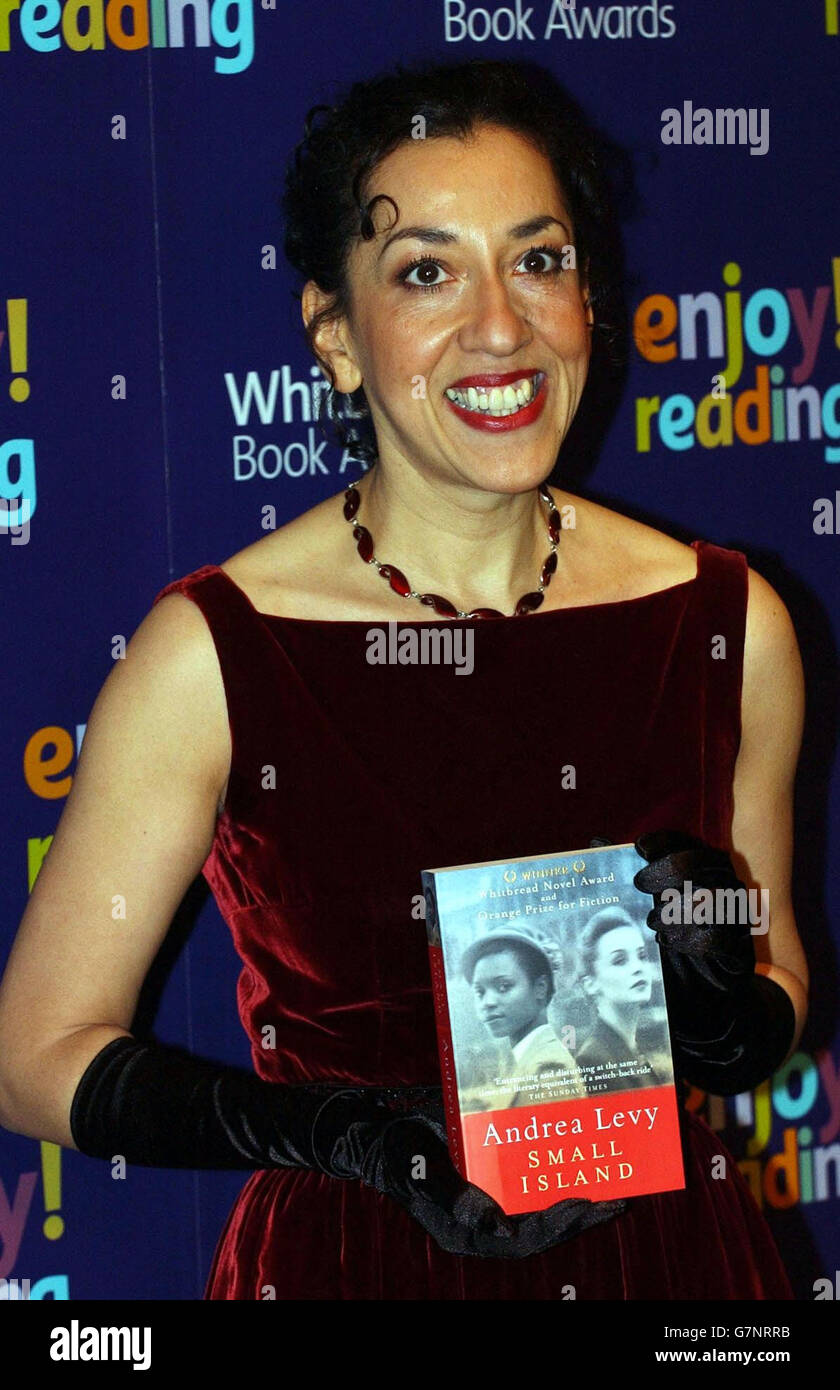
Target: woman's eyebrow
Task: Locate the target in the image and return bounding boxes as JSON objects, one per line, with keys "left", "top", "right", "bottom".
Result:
{"left": 376, "top": 214, "right": 571, "bottom": 261}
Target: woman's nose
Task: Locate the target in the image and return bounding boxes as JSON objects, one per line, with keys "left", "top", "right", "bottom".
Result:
{"left": 458, "top": 274, "right": 531, "bottom": 358}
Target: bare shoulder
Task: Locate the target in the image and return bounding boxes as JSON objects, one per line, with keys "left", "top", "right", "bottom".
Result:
{"left": 216, "top": 488, "right": 347, "bottom": 616}
{"left": 740, "top": 566, "right": 804, "bottom": 730}
{"left": 742, "top": 564, "right": 801, "bottom": 658}
{"left": 115, "top": 590, "right": 232, "bottom": 795}
{"left": 548, "top": 489, "right": 699, "bottom": 602}
{"left": 130, "top": 587, "right": 226, "bottom": 699}
{"left": 557, "top": 490, "right": 802, "bottom": 676}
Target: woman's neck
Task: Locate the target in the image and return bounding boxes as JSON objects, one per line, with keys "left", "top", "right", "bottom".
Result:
{"left": 354, "top": 462, "right": 554, "bottom": 615}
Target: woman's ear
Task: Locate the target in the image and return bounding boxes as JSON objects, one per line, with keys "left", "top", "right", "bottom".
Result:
{"left": 301, "top": 281, "right": 363, "bottom": 395}
{"left": 581, "top": 973, "right": 598, "bottom": 997}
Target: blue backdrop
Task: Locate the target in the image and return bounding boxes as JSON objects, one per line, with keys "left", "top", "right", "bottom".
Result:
{"left": 2, "top": 0, "right": 839, "bottom": 1299}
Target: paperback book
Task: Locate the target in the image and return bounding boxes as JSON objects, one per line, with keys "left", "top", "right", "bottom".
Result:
{"left": 421, "top": 843, "right": 686, "bottom": 1214}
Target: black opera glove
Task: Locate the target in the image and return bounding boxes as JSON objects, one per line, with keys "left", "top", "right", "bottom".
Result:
{"left": 69, "top": 1034, "right": 396, "bottom": 1171}
{"left": 632, "top": 829, "right": 796, "bottom": 1095}
{"left": 69, "top": 1035, "right": 625, "bottom": 1258}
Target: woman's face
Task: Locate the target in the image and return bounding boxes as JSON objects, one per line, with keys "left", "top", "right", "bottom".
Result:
{"left": 471, "top": 948, "right": 546, "bottom": 1040}
{"left": 588, "top": 927, "right": 653, "bottom": 1007}
{"left": 333, "top": 123, "right": 593, "bottom": 496}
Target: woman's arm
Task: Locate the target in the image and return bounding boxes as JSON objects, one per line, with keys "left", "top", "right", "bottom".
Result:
{"left": 0, "top": 591, "right": 232, "bottom": 1146}
{"left": 0, "top": 590, "right": 625, "bottom": 1256}
{"left": 728, "top": 564, "right": 809, "bottom": 1052}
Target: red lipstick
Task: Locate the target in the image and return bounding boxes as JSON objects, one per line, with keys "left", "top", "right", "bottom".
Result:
{"left": 444, "top": 371, "right": 548, "bottom": 433}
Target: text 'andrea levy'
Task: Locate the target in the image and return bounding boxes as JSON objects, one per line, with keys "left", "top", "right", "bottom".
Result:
{"left": 366, "top": 622, "right": 475, "bottom": 675}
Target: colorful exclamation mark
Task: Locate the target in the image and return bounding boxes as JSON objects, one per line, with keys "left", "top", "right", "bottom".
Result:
{"left": 7, "top": 298, "right": 29, "bottom": 401}
{"left": 832, "top": 257, "right": 840, "bottom": 348}
{"left": 41, "top": 1141, "right": 65, "bottom": 1239}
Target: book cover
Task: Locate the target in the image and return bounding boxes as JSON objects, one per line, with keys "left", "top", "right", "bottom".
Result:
{"left": 421, "top": 843, "right": 686, "bottom": 1215}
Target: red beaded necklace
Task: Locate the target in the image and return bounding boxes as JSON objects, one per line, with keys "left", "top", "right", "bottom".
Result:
{"left": 342, "top": 478, "right": 561, "bottom": 619}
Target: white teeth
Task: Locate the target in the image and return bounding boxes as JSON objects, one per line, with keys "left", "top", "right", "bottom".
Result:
{"left": 445, "top": 374, "right": 542, "bottom": 416}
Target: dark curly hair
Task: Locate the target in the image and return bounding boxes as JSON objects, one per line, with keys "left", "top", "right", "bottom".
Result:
{"left": 281, "top": 57, "right": 629, "bottom": 466}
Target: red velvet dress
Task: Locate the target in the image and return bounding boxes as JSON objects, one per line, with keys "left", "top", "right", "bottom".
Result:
{"left": 153, "top": 537, "right": 793, "bottom": 1300}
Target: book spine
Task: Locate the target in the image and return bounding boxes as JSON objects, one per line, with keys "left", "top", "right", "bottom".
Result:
{"left": 427, "top": 944, "right": 465, "bottom": 1178}
{"left": 423, "top": 870, "right": 466, "bottom": 1178}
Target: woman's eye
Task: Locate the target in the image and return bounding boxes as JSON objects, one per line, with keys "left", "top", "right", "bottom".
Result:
{"left": 402, "top": 260, "right": 448, "bottom": 288}
{"left": 517, "top": 248, "right": 558, "bottom": 274}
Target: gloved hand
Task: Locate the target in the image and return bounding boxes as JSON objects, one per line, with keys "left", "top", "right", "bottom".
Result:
{"left": 630, "top": 828, "right": 795, "bottom": 1094}
{"left": 320, "top": 1089, "right": 626, "bottom": 1258}
{"left": 633, "top": 829, "right": 756, "bottom": 1029}
{"left": 70, "top": 1035, "right": 624, "bottom": 1258}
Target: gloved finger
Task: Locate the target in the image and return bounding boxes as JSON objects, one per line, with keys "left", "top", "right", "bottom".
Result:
{"left": 635, "top": 851, "right": 744, "bottom": 898}
{"left": 405, "top": 1100, "right": 449, "bottom": 1138}
{"left": 657, "top": 918, "right": 751, "bottom": 952}
{"left": 383, "top": 1109, "right": 450, "bottom": 1153}
{"left": 589, "top": 836, "right": 613, "bottom": 848}
{"left": 633, "top": 841, "right": 733, "bottom": 894}
{"left": 507, "top": 1196, "right": 627, "bottom": 1257}
{"left": 406, "top": 1178, "right": 520, "bottom": 1256}
{"left": 634, "top": 828, "right": 706, "bottom": 863}
{"left": 647, "top": 910, "right": 725, "bottom": 944}
{"left": 413, "top": 1191, "right": 627, "bottom": 1260}
{"left": 534, "top": 1195, "right": 626, "bottom": 1232}
{"left": 450, "top": 1180, "right": 517, "bottom": 1237}
{"left": 366, "top": 1116, "right": 453, "bottom": 1201}
{"left": 454, "top": 1191, "right": 598, "bottom": 1259}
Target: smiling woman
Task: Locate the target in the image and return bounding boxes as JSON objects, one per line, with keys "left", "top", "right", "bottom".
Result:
{"left": 0, "top": 58, "right": 807, "bottom": 1302}
{"left": 297, "top": 128, "right": 598, "bottom": 520}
